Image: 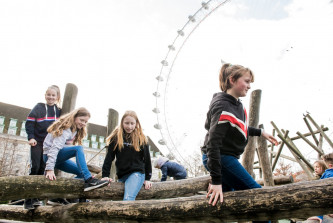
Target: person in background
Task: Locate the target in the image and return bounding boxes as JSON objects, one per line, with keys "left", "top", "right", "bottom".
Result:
{"left": 307, "top": 153, "right": 333, "bottom": 223}
{"left": 313, "top": 160, "right": 327, "bottom": 178}
{"left": 24, "top": 85, "right": 61, "bottom": 210}
{"left": 153, "top": 156, "right": 187, "bottom": 181}
{"left": 101, "top": 110, "right": 152, "bottom": 201}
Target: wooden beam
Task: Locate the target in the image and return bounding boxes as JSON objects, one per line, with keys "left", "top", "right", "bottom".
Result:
{"left": 1, "top": 178, "right": 333, "bottom": 222}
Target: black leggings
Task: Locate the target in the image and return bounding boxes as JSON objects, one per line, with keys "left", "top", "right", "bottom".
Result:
{"left": 30, "top": 141, "right": 45, "bottom": 175}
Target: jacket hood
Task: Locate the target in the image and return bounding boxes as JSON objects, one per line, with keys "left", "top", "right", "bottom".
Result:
{"left": 210, "top": 92, "right": 241, "bottom": 108}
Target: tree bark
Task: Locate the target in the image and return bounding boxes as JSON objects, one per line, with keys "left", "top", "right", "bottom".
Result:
{"left": 0, "top": 175, "right": 210, "bottom": 201}
{"left": 257, "top": 124, "right": 274, "bottom": 186}
{"left": 1, "top": 178, "right": 333, "bottom": 223}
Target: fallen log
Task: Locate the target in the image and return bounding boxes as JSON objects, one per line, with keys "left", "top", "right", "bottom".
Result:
{"left": 0, "top": 175, "right": 210, "bottom": 201}
{"left": 1, "top": 178, "right": 333, "bottom": 222}
{"left": 257, "top": 175, "right": 294, "bottom": 186}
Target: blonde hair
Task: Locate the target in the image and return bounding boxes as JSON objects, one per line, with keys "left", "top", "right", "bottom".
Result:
{"left": 47, "top": 107, "right": 90, "bottom": 145}
{"left": 219, "top": 63, "right": 254, "bottom": 92}
{"left": 46, "top": 85, "right": 62, "bottom": 108}
{"left": 106, "top": 110, "right": 147, "bottom": 152}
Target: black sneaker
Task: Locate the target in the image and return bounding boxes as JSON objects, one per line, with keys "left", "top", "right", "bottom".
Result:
{"left": 47, "top": 198, "right": 70, "bottom": 206}
{"left": 32, "top": 198, "right": 43, "bottom": 206}
{"left": 84, "top": 178, "right": 108, "bottom": 192}
{"left": 24, "top": 199, "right": 35, "bottom": 210}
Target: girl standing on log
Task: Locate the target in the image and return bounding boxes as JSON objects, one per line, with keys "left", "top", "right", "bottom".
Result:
{"left": 203, "top": 63, "right": 278, "bottom": 208}
{"left": 24, "top": 85, "right": 62, "bottom": 209}
{"left": 43, "top": 107, "right": 108, "bottom": 192}
{"left": 101, "top": 110, "right": 152, "bottom": 201}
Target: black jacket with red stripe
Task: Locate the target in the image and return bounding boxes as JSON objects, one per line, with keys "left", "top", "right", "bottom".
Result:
{"left": 203, "top": 92, "right": 261, "bottom": 185}
{"left": 25, "top": 103, "right": 61, "bottom": 142}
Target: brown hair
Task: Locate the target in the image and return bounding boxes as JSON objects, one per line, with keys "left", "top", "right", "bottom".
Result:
{"left": 313, "top": 160, "right": 327, "bottom": 175}
{"left": 219, "top": 63, "right": 254, "bottom": 92}
{"left": 322, "top": 152, "right": 333, "bottom": 166}
{"left": 106, "top": 110, "right": 147, "bottom": 152}
{"left": 47, "top": 107, "right": 90, "bottom": 145}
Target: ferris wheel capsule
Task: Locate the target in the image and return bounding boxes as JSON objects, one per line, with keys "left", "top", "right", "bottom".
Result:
{"left": 158, "top": 139, "right": 167, "bottom": 145}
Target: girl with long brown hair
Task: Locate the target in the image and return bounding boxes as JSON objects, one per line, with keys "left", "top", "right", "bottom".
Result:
{"left": 43, "top": 107, "right": 108, "bottom": 192}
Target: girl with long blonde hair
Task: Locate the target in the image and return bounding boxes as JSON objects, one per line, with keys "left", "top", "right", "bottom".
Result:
{"left": 43, "top": 107, "right": 108, "bottom": 192}
{"left": 102, "top": 110, "right": 152, "bottom": 201}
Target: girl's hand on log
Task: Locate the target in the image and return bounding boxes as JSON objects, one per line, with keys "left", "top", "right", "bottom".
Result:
{"left": 207, "top": 184, "right": 223, "bottom": 206}
{"left": 262, "top": 131, "right": 278, "bottom": 146}
{"left": 307, "top": 216, "right": 322, "bottom": 223}
{"left": 45, "top": 170, "right": 56, "bottom": 181}
{"left": 101, "top": 177, "right": 113, "bottom": 186}
{"left": 144, "top": 180, "right": 152, "bottom": 190}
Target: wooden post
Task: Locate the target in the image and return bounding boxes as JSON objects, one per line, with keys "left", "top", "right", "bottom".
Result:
{"left": 270, "top": 129, "right": 276, "bottom": 166}
{"left": 61, "top": 83, "right": 78, "bottom": 115}
{"left": 257, "top": 124, "right": 274, "bottom": 186}
{"left": 107, "top": 108, "right": 119, "bottom": 180}
{"left": 303, "top": 116, "right": 319, "bottom": 146}
{"left": 242, "top": 89, "right": 261, "bottom": 175}
{"left": 305, "top": 113, "right": 333, "bottom": 149}
{"left": 318, "top": 125, "right": 325, "bottom": 160}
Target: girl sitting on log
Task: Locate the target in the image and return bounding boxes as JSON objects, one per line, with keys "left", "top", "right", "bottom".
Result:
{"left": 43, "top": 107, "right": 108, "bottom": 191}
{"left": 101, "top": 110, "right": 152, "bottom": 201}
{"left": 202, "top": 63, "right": 278, "bottom": 208}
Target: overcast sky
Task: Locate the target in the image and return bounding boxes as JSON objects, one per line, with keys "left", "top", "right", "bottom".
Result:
{"left": 1, "top": 0, "right": 333, "bottom": 168}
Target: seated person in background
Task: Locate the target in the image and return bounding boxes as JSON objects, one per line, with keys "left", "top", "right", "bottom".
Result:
{"left": 307, "top": 153, "right": 333, "bottom": 223}
{"left": 154, "top": 156, "right": 187, "bottom": 181}
{"left": 313, "top": 160, "right": 327, "bottom": 178}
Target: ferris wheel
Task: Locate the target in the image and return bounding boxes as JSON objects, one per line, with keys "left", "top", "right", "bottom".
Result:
{"left": 152, "top": 0, "right": 230, "bottom": 163}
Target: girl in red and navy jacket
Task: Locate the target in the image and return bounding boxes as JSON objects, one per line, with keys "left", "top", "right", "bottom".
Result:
{"left": 25, "top": 85, "right": 61, "bottom": 176}
{"left": 203, "top": 64, "right": 278, "bottom": 210}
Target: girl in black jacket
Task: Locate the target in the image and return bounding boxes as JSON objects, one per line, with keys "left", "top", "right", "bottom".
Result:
{"left": 102, "top": 110, "right": 152, "bottom": 201}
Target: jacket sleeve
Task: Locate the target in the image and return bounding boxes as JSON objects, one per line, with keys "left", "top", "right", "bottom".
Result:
{"left": 248, "top": 127, "right": 262, "bottom": 137}
{"left": 45, "top": 130, "right": 71, "bottom": 171}
{"left": 160, "top": 164, "right": 168, "bottom": 181}
{"left": 206, "top": 106, "right": 230, "bottom": 185}
{"left": 102, "top": 142, "right": 116, "bottom": 178}
{"left": 143, "top": 144, "right": 152, "bottom": 181}
{"left": 25, "top": 104, "right": 39, "bottom": 140}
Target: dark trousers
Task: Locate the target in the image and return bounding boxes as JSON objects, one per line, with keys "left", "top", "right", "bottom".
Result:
{"left": 30, "top": 141, "right": 45, "bottom": 175}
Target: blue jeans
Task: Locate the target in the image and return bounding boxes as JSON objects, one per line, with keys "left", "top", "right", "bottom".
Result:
{"left": 118, "top": 172, "right": 145, "bottom": 201}
{"left": 204, "top": 154, "right": 268, "bottom": 223}
{"left": 202, "top": 153, "right": 209, "bottom": 172}
{"left": 43, "top": 145, "right": 91, "bottom": 181}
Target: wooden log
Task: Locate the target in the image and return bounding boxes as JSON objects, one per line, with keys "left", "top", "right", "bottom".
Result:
{"left": 242, "top": 89, "right": 261, "bottom": 175}
{"left": 272, "top": 130, "right": 288, "bottom": 171}
{"left": 256, "top": 175, "right": 294, "bottom": 186}
{"left": 1, "top": 178, "right": 333, "bottom": 222}
{"left": 0, "top": 175, "right": 210, "bottom": 201}
{"left": 303, "top": 116, "right": 319, "bottom": 146}
{"left": 61, "top": 83, "right": 78, "bottom": 115}
{"left": 296, "top": 131, "right": 324, "bottom": 155}
{"left": 87, "top": 164, "right": 102, "bottom": 174}
{"left": 257, "top": 124, "right": 274, "bottom": 186}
